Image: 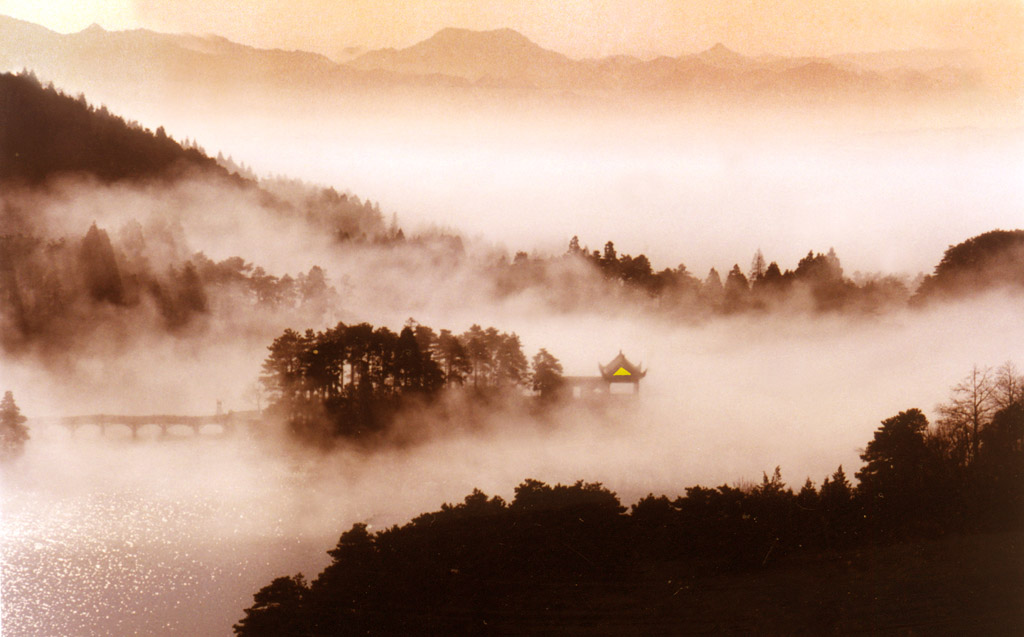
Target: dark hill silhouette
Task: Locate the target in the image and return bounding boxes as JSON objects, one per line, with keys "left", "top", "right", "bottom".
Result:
{"left": 914, "top": 229, "right": 1024, "bottom": 302}
{"left": 235, "top": 387, "right": 1024, "bottom": 634}
{"left": 0, "top": 71, "right": 229, "bottom": 184}
{"left": 0, "top": 70, "right": 388, "bottom": 244}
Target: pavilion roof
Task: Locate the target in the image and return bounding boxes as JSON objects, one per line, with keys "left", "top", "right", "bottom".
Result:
{"left": 599, "top": 351, "right": 646, "bottom": 381}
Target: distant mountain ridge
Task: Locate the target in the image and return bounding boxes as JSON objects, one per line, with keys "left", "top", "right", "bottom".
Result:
{"left": 0, "top": 14, "right": 983, "bottom": 97}
{"left": 349, "top": 27, "right": 576, "bottom": 86}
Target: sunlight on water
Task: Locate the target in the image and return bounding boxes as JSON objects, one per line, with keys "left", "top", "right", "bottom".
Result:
{"left": 1, "top": 440, "right": 333, "bottom": 636}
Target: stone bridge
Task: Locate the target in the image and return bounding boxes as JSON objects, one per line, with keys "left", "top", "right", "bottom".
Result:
{"left": 44, "top": 411, "right": 261, "bottom": 439}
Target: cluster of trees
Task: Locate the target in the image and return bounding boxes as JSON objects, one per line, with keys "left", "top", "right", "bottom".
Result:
{"left": 0, "top": 222, "right": 338, "bottom": 355}
{"left": 253, "top": 176, "right": 394, "bottom": 244}
{"left": 927, "top": 363, "right": 1024, "bottom": 509}
{"left": 913, "top": 229, "right": 1024, "bottom": 302}
{"left": 260, "top": 321, "right": 563, "bottom": 442}
{"left": 0, "top": 391, "right": 29, "bottom": 463}
{"left": 495, "top": 230, "right": 1024, "bottom": 315}
{"left": 494, "top": 237, "right": 911, "bottom": 314}
{"left": 236, "top": 362, "right": 1024, "bottom": 635}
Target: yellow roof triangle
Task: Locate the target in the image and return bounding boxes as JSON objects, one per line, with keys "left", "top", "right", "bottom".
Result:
{"left": 613, "top": 366, "right": 631, "bottom": 376}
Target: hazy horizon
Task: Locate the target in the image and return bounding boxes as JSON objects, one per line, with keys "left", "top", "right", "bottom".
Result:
{"left": 3, "top": 1, "right": 1021, "bottom": 63}
{"left": 2, "top": 3, "right": 1024, "bottom": 635}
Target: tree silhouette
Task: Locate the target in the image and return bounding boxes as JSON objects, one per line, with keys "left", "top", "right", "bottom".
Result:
{"left": 793, "top": 248, "right": 851, "bottom": 310}
{"left": 857, "top": 409, "right": 930, "bottom": 491}
{"left": 242, "top": 380, "right": 264, "bottom": 414}
{"left": 749, "top": 249, "right": 767, "bottom": 283}
{"left": 530, "top": 348, "right": 564, "bottom": 398}
{"left": 259, "top": 320, "right": 543, "bottom": 441}
{"left": 914, "top": 229, "right": 1024, "bottom": 300}
{"left": 236, "top": 372, "right": 1024, "bottom": 635}
{"left": 0, "top": 391, "right": 29, "bottom": 461}
{"left": 494, "top": 333, "right": 529, "bottom": 386}
{"left": 701, "top": 267, "right": 724, "bottom": 309}
{"left": 993, "top": 361, "right": 1024, "bottom": 410}
{"left": 819, "top": 466, "right": 857, "bottom": 547}
{"left": 856, "top": 409, "right": 939, "bottom": 537}
{"left": 567, "top": 235, "right": 584, "bottom": 256}
{"left": 80, "top": 223, "right": 126, "bottom": 305}
{"left": 232, "top": 574, "right": 310, "bottom": 637}
{"left": 723, "top": 264, "right": 750, "bottom": 312}
{"left": 436, "top": 329, "right": 470, "bottom": 384}
{"left": 936, "top": 365, "right": 997, "bottom": 467}
{"left": 602, "top": 241, "right": 617, "bottom": 263}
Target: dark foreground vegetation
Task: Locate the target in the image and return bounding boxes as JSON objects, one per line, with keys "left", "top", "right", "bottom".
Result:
{"left": 236, "top": 364, "right": 1024, "bottom": 635}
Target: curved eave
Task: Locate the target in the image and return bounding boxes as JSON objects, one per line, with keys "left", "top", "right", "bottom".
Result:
{"left": 600, "top": 369, "right": 646, "bottom": 382}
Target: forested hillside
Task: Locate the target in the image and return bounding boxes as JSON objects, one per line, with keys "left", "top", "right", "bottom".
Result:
{"left": 0, "top": 72, "right": 387, "bottom": 357}
{"left": 0, "top": 71, "right": 229, "bottom": 184}
{"left": 914, "top": 229, "right": 1024, "bottom": 301}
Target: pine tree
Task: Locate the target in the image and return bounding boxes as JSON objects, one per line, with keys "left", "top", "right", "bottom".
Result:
{"left": 567, "top": 235, "right": 583, "bottom": 256}
{"left": 0, "top": 391, "right": 30, "bottom": 461}
{"left": 723, "top": 264, "right": 750, "bottom": 312}
{"left": 531, "top": 349, "right": 564, "bottom": 398}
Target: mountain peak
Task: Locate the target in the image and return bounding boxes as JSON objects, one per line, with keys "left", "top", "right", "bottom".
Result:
{"left": 699, "top": 42, "right": 742, "bottom": 58}
{"left": 348, "top": 25, "right": 568, "bottom": 86}
{"left": 425, "top": 26, "right": 537, "bottom": 49}
{"left": 693, "top": 42, "right": 754, "bottom": 69}
{"left": 81, "top": 23, "right": 106, "bottom": 34}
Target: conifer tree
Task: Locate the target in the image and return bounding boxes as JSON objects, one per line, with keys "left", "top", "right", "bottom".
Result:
{"left": 0, "top": 391, "right": 29, "bottom": 461}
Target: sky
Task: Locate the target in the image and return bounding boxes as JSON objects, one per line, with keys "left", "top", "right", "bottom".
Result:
{"left": 1, "top": 0, "right": 1022, "bottom": 61}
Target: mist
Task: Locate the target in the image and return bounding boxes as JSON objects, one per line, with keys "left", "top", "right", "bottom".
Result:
{"left": 3, "top": 15, "right": 1024, "bottom": 634}
{"left": 5, "top": 287, "right": 1024, "bottom": 633}
{"left": 103, "top": 90, "right": 1023, "bottom": 278}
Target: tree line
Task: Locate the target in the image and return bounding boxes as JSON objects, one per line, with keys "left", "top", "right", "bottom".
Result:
{"left": 260, "top": 320, "right": 564, "bottom": 443}
{"left": 493, "top": 230, "right": 1024, "bottom": 315}
{"left": 0, "top": 222, "right": 338, "bottom": 355}
{"left": 235, "top": 362, "right": 1024, "bottom": 635}
{"left": 0, "top": 70, "right": 228, "bottom": 184}
{"left": 2, "top": 71, "right": 395, "bottom": 242}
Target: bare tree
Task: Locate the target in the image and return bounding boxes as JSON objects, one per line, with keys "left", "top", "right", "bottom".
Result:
{"left": 243, "top": 380, "right": 265, "bottom": 415}
{"left": 936, "top": 365, "right": 997, "bottom": 466}
{"left": 992, "top": 361, "right": 1024, "bottom": 410}
{"left": 749, "top": 249, "right": 767, "bottom": 283}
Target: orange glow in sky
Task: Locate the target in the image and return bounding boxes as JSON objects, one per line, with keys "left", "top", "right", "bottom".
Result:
{"left": 0, "top": 0, "right": 1019, "bottom": 61}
